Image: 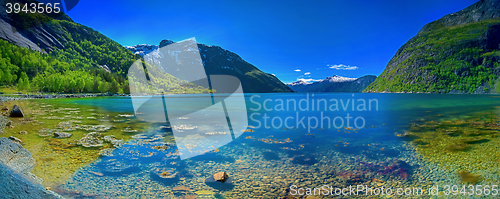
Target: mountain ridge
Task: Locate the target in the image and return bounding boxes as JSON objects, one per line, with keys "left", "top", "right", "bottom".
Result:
{"left": 126, "top": 41, "right": 294, "bottom": 93}
{"left": 365, "top": 0, "right": 500, "bottom": 94}
{"left": 287, "top": 75, "right": 376, "bottom": 92}
{"left": 0, "top": 2, "right": 291, "bottom": 94}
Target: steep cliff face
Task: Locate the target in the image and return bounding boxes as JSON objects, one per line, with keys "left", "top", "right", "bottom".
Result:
{"left": 0, "top": 1, "right": 137, "bottom": 75}
{"left": 365, "top": 0, "right": 500, "bottom": 93}
{"left": 419, "top": 0, "right": 500, "bottom": 33}
{"left": 0, "top": 0, "right": 74, "bottom": 53}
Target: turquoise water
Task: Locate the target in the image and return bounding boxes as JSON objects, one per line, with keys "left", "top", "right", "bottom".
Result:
{"left": 47, "top": 93, "right": 500, "bottom": 198}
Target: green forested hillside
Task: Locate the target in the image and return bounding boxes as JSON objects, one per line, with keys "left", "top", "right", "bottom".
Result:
{"left": 0, "top": 39, "right": 129, "bottom": 93}
{"left": 365, "top": 19, "right": 500, "bottom": 93}
{"left": 364, "top": 0, "right": 500, "bottom": 94}
{"left": 0, "top": 3, "right": 210, "bottom": 94}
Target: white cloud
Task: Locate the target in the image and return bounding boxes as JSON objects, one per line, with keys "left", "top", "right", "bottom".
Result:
{"left": 297, "top": 78, "right": 321, "bottom": 84}
{"left": 328, "top": 64, "right": 359, "bottom": 70}
{"left": 304, "top": 72, "right": 311, "bottom": 75}
{"left": 294, "top": 69, "right": 301, "bottom": 72}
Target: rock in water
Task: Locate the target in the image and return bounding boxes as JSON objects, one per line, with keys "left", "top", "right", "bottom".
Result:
{"left": 0, "top": 137, "right": 35, "bottom": 173}
{"left": 54, "top": 132, "right": 72, "bottom": 138}
{"left": 213, "top": 172, "right": 229, "bottom": 183}
{"left": 9, "top": 105, "right": 24, "bottom": 117}
{"left": 8, "top": 136, "right": 22, "bottom": 144}
{"left": 0, "top": 138, "right": 62, "bottom": 198}
{"left": 77, "top": 132, "right": 103, "bottom": 147}
{"left": 0, "top": 115, "right": 9, "bottom": 133}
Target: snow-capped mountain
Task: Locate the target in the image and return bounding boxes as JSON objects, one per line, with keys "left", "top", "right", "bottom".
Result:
{"left": 287, "top": 75, "right": 376, "bottom": 92}
{"left": 286, "top": 79, "right": 319, "bottom": 86}
{"left": 286, "top": 75, "right": 357, "bottom": 86}
{"left": 125, "top": 44, "right": 163, "bottom": 69}
{"left": 321, "top": 75, "right": 357, "bottom": 83}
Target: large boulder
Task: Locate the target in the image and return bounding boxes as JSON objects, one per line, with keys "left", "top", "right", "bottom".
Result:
{"left": 213, "top": 172, "right": 229, "bottom": 183}
{"left": 9, "top": 105, "right": 24, "bottom": 117}
{"left": 0, "top": 164, "right": 61, "bottom": 199}
{"left": 0, "top": 137, "right": 35, "bottom": 173}
{"left": 0, "top": 138, "right": 63, "bottom": 198}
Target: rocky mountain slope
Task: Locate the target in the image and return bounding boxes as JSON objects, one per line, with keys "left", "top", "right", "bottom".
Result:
{"left": 1, "top": 0, "right": 291, "bottom": 94}
{"left": 287, "top": 75, "right": 376, "bottom": 92}
{"left": 0, "top": 0, "right": 146, "bottom": 93}
{"left": 127, "top": 41, "right": 294, "bottom": 93}
{"left": 365, "top": 0, "right": 500, "bottom": 93}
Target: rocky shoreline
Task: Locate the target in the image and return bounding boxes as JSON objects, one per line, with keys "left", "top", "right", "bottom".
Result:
{"left": 0, "top": 93, "right": 129, "bottom": 102}
{"left": 0, "top": 100, "right": 63, "bottom": 198}
{"left": 0, "top": 137, "right": 63, "bottom": 198}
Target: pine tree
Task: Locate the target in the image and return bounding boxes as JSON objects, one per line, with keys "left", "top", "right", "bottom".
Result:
{"left": 17, "top": 78, "right": 24, "bottom": 91}
{"left": 24, "top": 78, "right": 30, "bottom": 92}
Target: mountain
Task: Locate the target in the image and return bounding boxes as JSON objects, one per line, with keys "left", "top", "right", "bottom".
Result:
{"left": 287, "top": 75, "right": 376, "bottom": 92}
{"left": 126, "top": 41, "right": 294, "bottom": 93}
{"left": 365, "top": 0, "right": 500, "bottom": 93}
{"left": 0, "top": 0, "right": 209, "bottom": 94}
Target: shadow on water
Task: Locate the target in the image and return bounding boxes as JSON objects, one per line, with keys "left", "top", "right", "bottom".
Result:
{"left": 364, "top": 148, "right": 400, "bottom": 159}
{"left": 150, "top": 172, "right": 180, "bottom": 186}
{"left": 332, "top": 144, "right": 400, "bottom": 159}
{"left": 262, "top": 151, "right": 280, "bottom": 161}
{"left": 285, "top": 151, "right": 318, "bottom": 165}
{"left": 94, "top": 157, "right": 143, "bottom": 176}
{"left": 291, "top": 155, "right": 317, "bottom": 165}
{"left": 205, "top": 176, "right": 235, "bottom": 191}
{"left": 465, "top": 139, "right": 490, "bottom": 145}
{"left": 101, "top": 166, "right": 141, "bottom": 177}
{"left": 334, "top": 145, "right": 368, "bottom": 154}
{"left": 189, "top": 153, "right": 235, "bottom": 163}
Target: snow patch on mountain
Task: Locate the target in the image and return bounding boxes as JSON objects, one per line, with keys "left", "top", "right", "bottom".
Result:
{"left": 286, "top": 78, "right": 321, "bottom": 86}
{"left": 287, "top": 75, "right": 356, "bottom": 86}
{"left": 321, "top": 75, "right": 357, "bottom": 83}
{"left": 125, "top": 44, "right": 164, "bottom": 69}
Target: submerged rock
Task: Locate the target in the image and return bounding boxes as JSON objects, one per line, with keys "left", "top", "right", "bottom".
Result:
{"left": 459, "top": 170, "right": 480, "bottom": 184}
{"left": 103, "top": 135, "right": 123, "bottom": 147}
{"left": 98, "top": 148, "right": 115, "bottom": 157}
{"left": 88, "top": 171, "right": 104, "bottom": 177}
{"left": 0, "top": 115, "right": 9, "bottom": 133}
{"left": 172, "top": 185, "right": 191, "bottom": 191}
{"left": 213, "top": 172, "right": 229, "bottom": 183}
{"left": 9, "top": 105, "right": 24, "bottom": 117}
{"left": 54, "top": 132, "right": 72, "bottom": 138}
{"left": 151, "top": 167, "right": 177, "bottom": 179}
{"left": 38, "top": 128, "right": 55, "bottom": 137}
{"left": 77, "top": 132, "right": 103, "bottom": 147}
{"left": 100, "top": 159, "right": 140, "bottom": 174}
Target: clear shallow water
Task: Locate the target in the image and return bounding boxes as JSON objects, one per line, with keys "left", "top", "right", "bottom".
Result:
{"left": 3, "top": 93, "right": 500, "bottom": 198}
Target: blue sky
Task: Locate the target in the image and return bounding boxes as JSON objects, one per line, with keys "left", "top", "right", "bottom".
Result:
{"left": 66, "top": 0, "right": 478, "bottom": 83}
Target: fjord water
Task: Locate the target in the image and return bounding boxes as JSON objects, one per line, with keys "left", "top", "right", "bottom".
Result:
{"left": 14, "top": 93, "right": 500, "bottom": 198}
